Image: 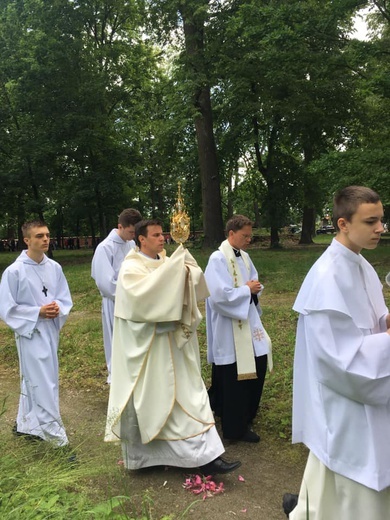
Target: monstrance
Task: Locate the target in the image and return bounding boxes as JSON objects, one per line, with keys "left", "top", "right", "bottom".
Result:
{"left": 170, "top": 182, "right": 190, "bottom": 245}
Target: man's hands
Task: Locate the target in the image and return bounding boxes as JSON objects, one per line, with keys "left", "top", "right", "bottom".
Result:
{"left": 246, "top": 279, "right": 261, "bottom": 294}
{"left": 39, "top": 301, "right": 60, "bottom": 319}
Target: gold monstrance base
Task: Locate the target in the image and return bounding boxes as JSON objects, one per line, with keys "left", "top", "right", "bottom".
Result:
{"left": 170, "top": 182, "right": 190, "bottom": 245}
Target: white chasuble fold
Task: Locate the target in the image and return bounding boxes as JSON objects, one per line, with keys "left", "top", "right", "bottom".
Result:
{"left": 105, "top": 245, "right": 214, "bottom": 445}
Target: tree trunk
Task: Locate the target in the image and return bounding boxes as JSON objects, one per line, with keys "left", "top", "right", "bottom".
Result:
{"left": 253, "top": 199, "right": 261, "bottom": 228}
{"left": 299, "top": 206, "right": 315, "bottom": 244}
{"left": 300, "top": 146, "right": 315, "bottom": 245}
{"left": 193, "top": 89, "right": 225, "bottom": 245}
{"left": 180, "top": 2, "right": 224, "bottom": 247}
{"left": 252, "top": 117, "right": 280, "bottom": 247}
{"left": 268, "top": 181, "right": 281, "bottom": 249}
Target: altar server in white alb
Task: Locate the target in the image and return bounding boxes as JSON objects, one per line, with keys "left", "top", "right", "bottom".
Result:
{"left": 205, "top": 214, "right": 272, "bottom": 443}
{"left": 284, "top": 186, "right": 390, "bottom": 520}
{"left": 105, "top": 219, "right": 241, "bottom": 475}
{"left": 0, "top": 220, "right": 72, "bottom": 446}
{"left": 91, "top": 208, "right": 142, "bottom": 383}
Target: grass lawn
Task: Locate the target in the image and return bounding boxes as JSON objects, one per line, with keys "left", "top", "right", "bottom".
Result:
{"left": 0, "top": 234, "right": 389, "bottom": 518}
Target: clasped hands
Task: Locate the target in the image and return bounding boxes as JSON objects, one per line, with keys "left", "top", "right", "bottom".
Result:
{"left": 246, "top": 279, "right": 262, "bottom": 295}
{"left": 39, "top": 301, "right": 60, "bottom": 319}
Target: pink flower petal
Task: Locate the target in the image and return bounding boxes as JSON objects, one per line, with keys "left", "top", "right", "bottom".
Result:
{"left": 238, "top": 475, "right": 245, "bottom": 482}
{"left": 182, "top": 474, "right": 225, "bottom": 499}
{"left": 240, "top": 508, "right": 247, "bottom": 513}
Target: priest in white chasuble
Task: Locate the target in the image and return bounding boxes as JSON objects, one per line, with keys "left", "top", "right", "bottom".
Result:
{"left": 0, "top": 220, "right": 72, "bottom": 446}
{"left": 105, "top": 219, "right": 241, "bottom": 475}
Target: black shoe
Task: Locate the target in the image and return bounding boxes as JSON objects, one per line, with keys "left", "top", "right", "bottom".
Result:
{"left": 283, "top": 493, "right": 298, "bottom": 517}
{"left": 240, "top": 430, "right": 260, "bottom": 443}
{"left": 56, "top": 445, "right": 77, "bottom": 465}
{"left": 12, "top": 422, "right": 44, "bottom": 442}
{"left": 200, "top": 456, "right": 241, "bottom": 475}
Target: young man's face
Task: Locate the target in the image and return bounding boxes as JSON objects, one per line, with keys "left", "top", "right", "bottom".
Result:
{"left": 117, "top": 224, "right": 135, "bottom": 242}
{"left": 139, "top": 225, "right": 165, "bottom": 258}
{"left": 23, "top": 226, "right": 50, "bottom": 255}
{"left": 337, "top": 202, "right": 384, "bottom": 254}
{"left": 228, "top": 225, "right": 253, "bottom": 251}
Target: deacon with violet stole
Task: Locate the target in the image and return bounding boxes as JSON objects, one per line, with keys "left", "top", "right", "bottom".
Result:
{"left": 105, "top": 217, "right": 240, "bottom": 475}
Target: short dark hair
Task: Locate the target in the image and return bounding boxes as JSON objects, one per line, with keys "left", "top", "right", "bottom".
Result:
{"left": 332, "top": 186, "right": 380, "bottom": 231}
{"left": 226, "top": 215, "right": 253, "bottom": 234}
{"left": 135, "top": 219, "right": 163, "bottom": 247}
{"left": 118, "top": 208, "right": 142, "bottom": 227}
{"left": 21, "top": 220, "right": 48, "bottom": 238}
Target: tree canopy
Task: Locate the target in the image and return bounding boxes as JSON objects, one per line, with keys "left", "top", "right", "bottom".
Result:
{"left": 0, "top": 0, "right": 388, "bottom": 246}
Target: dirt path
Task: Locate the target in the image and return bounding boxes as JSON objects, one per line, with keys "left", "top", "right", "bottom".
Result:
{"left": 0, "top": 367, "right": 306, "bottom": 520}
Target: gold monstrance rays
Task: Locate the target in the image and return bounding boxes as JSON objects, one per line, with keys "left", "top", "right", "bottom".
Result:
{"left": 170, "top": 182, "right": 190, "bottom": 245}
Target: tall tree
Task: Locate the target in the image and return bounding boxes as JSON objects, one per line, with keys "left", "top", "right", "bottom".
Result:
{"left": 146, "top": 0, "right": 225, "bottom": 246}
{"left": 308, "top": 1, "right": 390, "bottom": 214}
{"left": 208, "top": 0, "right": 363, "bottom": 246}
{"left": 0, "top": 0, "right": 155, "bottom": 240}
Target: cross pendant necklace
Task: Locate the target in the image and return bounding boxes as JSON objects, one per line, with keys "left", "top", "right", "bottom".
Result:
{"left": 32, "top": 267, "right": 48, "bottom": 297}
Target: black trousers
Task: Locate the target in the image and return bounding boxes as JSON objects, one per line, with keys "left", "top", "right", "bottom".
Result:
{"left": 208, "top": 355, "right": 267, "bottom": 440}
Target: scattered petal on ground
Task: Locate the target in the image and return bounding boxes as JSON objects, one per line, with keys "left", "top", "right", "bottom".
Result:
{"left": 238, "top": 475, "right": 245, "bottom": 482}
{"left": 183, "top": 474, "right": 225, "bottom": 499}
{"left": 117, "top": 460, "right": 124, "bottom": 465}
{"left": 240, "top": 508, "right": 247, "bottom": 513}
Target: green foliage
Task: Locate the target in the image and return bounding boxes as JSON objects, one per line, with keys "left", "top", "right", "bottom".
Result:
{"left": 0, "top": 444, "right": 93, "bottom": 519}
{"left": 205, "top": 0, "right": 366, "bottom": 244}
{"left": 0, "top": 0, "right": 163, "bottom": 238}
{"left": 1, "top": 0, "right": 390, "bottom": 246}
{"left": 0, "top": 442, "right": 176, "bottom": 519}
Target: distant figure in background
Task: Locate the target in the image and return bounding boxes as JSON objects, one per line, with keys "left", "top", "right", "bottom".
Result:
{"left": 91, "top": 208, "right": 142, "bottom": 383}
{"left": 205, "top": 215, "right": 272, "bottom": 443}
{"left": 0, "top": 220, "right": 73, "bottom": 446}
{"left": 285, "top": 186, "right": 390, "bottom": 519}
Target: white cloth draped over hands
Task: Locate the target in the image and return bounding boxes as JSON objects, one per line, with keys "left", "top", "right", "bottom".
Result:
{"left": 105, "top": 245, "right": 214, "bottom": 445}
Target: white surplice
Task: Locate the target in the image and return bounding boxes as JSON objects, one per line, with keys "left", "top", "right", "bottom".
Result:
{"left": 91, "top": 229, "right": 135, "bottom": 383}
{"left": 0, "top": 250, "right": 73, "bottom": 445}
{"left": 205, "top": 248, "right": 269, "bottom": 366}
{"left": 292, "top": 239, "right": 390, "bottom": 494}
{"left": 105, "top": 245, "right": 224, "bottom": 469}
